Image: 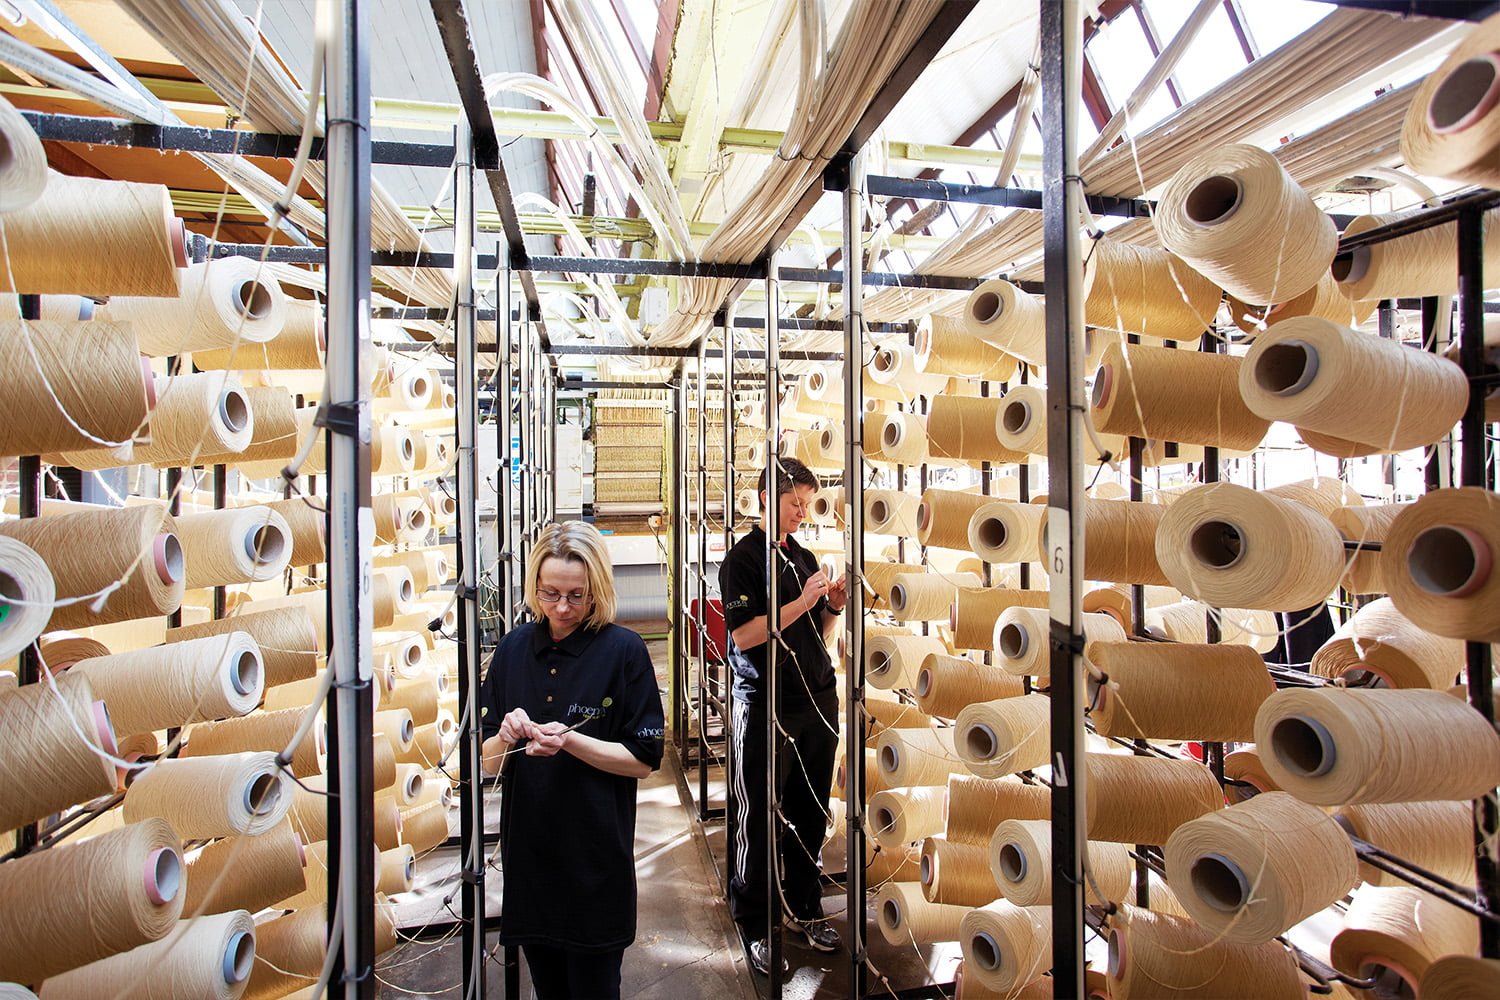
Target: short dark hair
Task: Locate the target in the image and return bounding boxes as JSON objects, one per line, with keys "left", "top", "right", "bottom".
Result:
{"left": 760, "top": 457, "right": 819, "bottom": 498}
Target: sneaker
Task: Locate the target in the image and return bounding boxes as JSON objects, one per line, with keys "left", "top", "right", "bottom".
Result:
{"left": 747, "top": 938, "right": 788, "bottom": 976}
{"left": 783, "top": 915, "right": 841, "bottom": 953}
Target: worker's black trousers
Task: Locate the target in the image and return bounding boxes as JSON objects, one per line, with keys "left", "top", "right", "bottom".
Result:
{"left": 728, "top": 696, "right": 839, "bottom": 937}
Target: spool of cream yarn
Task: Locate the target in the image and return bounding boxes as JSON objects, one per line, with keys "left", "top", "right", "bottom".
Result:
{"left": 864, "top": 490, "right": 920, "bottom": 535}
{"left": 1311, "top": 597, "right": 1462, "bottom": 689}
{"left": 124, "top": 751, "right": 293, "bottom": 838}
{"left": 1422, "top": 955, "right": 1500, "bottom": 1000}
{"left": 1384, "top": 487, "right": 1500, "bottom": 643}
{"left": 1154, "top": 482, "right": 1345, "bottom": 611}
{"left": 991, "top": 819, "right": 1131, "bottom": 907}
{"left": 876, "top": 726, "right": 962, "bottom": 787}
{"left": 874, "top": 882, "right": 969, "bottom": 946}
{"left": 958, "top": 900, "right": 1052, "bottom": 996}
{"left": 1331, "top": 884, "right": 1481, "bottom": 997}
{"left": 1106, "top": 903, "right": 1305, "bottom": 1000}
{"left": 1156, "top": 143, "right": 1336, "bottom": 303}
{"left": 967, "top": 500, "right": 1045, "bottom": 565}
{"left": 953, "top": 693, "right": 1051, "bottom": 778}
{"left": 995, "top": 607, "right": 1124, "bottom": 677}
{"left": 1336, "top": 801, "right": 1475, "bottom": 888}
{"left": 184, "top": 819, "right": 307, "bottom": 916}
{"left": 962, "top": 279, "right": 1047, "bottom": 366}
{"left": 1083, "top": 238, "right": 1223, "bottom": 342}
{"left": 915, "top": 314, "right": 1019, "bottom": 382}
{"left": 0, "top": 819, "right": 185, "bottom": 985}
{"left": 38, "top": 909, "right": 256, "bottom": 1000}
{"left": 913, "top": 653, "right": 1024, "bottom": 719}
{"left": 1253, "top": 687, "right": 1500, "bottom": 805}
{"left": 0, "top": 319, "right": 152, "bottom": 457}
{"left": 174, "top": 507, "right": 293, "bottom": 589}
{"left": 864, "top": 633, "right": 947, "bottom": 690}
{"left": 0, "top": 536, "right": 56, "bottom": 659}
{"left": 918, "top": 836, "right": 998, "bottom": 906}
{"left": 0, "top": 172, "right": 184, "bottom": 297}
{"left": 868, "top": 340, "right": 950, "bottom": 398}
{"left": 1088, "top": 641, "right": 1273, "bottom": 741}
{"left": 1084, "top": 752, "right": 1222, "bottom": 845}
{"left": 166, "top": 607, "right": 318, "bottom": 689}
{"left": 1164, "top": 791, "right": 1357, "bottom": 945}
{"left": 1091, "top": 340, "right": 1270, "bottom": 452}
{"left": 182, "top": 706, "right": 324, "bottom": 777}
{"left": 0, "top": 94, "right": 47, "bottom": 213}
{"left": 105, "top": 258, "right": 285, "bottom": 356}
{"left": 68, "top": 632, "right": 263, "bottom": 735}
{"left": 1146, "top": 600, "right": 1278, "bottom": 653}
{"left": 995, "top": 383, "right": 1128, "bottom": 462}
{"left": 1402, "top": 14, "right": 1500, "bottom": 190}
{"left": 867, "top": 786, "right": 947, "bottom": 851}
{"left": 1240, "top": 316, "right": 1469, "bottom": 452}
{"left": 0, "top": 671, "right": 117, "bottom": 832}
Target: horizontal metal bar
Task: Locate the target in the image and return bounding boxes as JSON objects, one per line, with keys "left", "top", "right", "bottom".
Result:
{"left": 20, "top": 110, "right": 457, "bottom": 166}
{"left": 523, "top": 255, "right": 767, "bottom": 280}
{"left": 1321, "top": 0, "right": 1500, "bottom": 20}
{"left": 864, "top": 172, "right": 1151, "bottom": 218}
{"left": 374, "top": 308, "right": 504, "bottom": 322}
{"left": 205, "top": 239, "right": 499, "bottom": 270}
{"left": 568, "top": 379, "right": 674, "bottom": 389}
{"left": 1337, "top": 189, "right": 1500, "bottom": 254}
{"left": 1390, "top": 298, "right": 1500, "bottom": 313}
{"left": 1342, "top": 539, "right": 1383, "bottom": 551}
{"left": 398, "top": 914, "right": 503, "bottom": 942}
{"left": 779, "top": 266, "right": 982, "bottom": 292}
{"left": 729, "top": 315, "right": 914, "bottom": 334}
{"left": 548, "top": 343, "right": 841, "bottom": 361}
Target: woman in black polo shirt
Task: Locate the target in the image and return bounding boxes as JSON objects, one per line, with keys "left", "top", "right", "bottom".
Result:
{"left": 480, "top": 521, "right": 665, "bottom": 1000}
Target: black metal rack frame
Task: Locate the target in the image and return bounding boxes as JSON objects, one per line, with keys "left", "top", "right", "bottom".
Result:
{"left": 5, "top": 2, "right": 1499, "bottom": 998}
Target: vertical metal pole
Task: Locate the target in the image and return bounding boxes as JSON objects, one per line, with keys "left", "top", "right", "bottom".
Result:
{"left": 546, "top": 365, "right": 557, "bottom": 524}
{"left": 452, "top": 119, "right": 487, "bottom": 999}
{"left": 671, "top": 374, "right": 687, "bottom": 754}
{"left": 1457, "top": 207, "right": 1499, "bottom": 959}
{"left": 1199, "top": 333, "right": 1224, "bottom": 784}
{"left": 517, "top": 318, "right": 532, "bottom": 580}
{"left": 324, "top": 1, "right": 376, "bottom": 994}
{"left": 723, "top": 311, "right": 739, "bottom": 889}
{"left": 697, "top": 337, "right": 712, "bottom": 815}
{"left": 1041, "top": 3, "right": 1088, "bottom": 994}
{"left": 1127, "top": 430, "right": 1149, "bottom": 908}
{"left": 764, "top": 254, "right": 784, "bottom": 997}
{"left": 840, "top": 153, "right": 869, "bottom": 1000}
{"left": 499, "top": 261, "right": 516, "bottom": 632}
{"left": 1423, "top": 296, "right": 1448, "bottom": 491}
{"left": 213, "top": 463, "right": 228, "bottom": 619}
{"left": 15, "top": 293, "right": 42, "bottom": 855}
{"left": 1378, "top": 301, "right": 1399, "bottom": 494}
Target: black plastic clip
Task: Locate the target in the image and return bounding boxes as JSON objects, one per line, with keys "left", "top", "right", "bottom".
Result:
{"left": 317, "top": 401, "right": 362, "bottom": 438}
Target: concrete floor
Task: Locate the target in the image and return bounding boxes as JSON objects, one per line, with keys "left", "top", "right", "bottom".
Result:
{"left": 372, "top": 638, "right": 957, "bottom": 1000}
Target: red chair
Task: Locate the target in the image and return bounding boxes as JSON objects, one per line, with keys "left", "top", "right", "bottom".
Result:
{"left": 689, "top": 597, "right": 728, "bottom": 662}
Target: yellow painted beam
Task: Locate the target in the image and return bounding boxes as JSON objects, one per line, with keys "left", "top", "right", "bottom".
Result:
{"left": 2, "top": 75, "right": 1040, "bottom": 174}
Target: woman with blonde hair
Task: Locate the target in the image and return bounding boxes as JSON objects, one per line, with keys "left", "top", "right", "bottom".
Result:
{"left": 479, "top": 520, "right": 665, "bottom": 999}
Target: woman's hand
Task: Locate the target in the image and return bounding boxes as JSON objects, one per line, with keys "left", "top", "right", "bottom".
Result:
{"left": 524, "top": 720, "right": 571, "bottom": 757}
{"left": 499, "top": 707, "right": 533, "bottom": 744}
{"left": 827, "top": 573, "right": 848, "bottom": 612}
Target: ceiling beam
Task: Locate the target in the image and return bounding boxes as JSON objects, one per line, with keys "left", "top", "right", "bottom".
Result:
{"left": 428, "top": 0, "right": 545, "bottom": 331}
{"left": 750, "top": 0, "right": 981, "bottom": 273}
{"left": 605, "top": 0, "right": 651, "bottom": 79}
{"left": 644, "top": 0, "right": 678, "bottom": 120}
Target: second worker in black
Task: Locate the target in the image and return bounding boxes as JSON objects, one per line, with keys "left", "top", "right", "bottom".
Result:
{"left": 719, "top": 457, "right": 847, "bottom": 976}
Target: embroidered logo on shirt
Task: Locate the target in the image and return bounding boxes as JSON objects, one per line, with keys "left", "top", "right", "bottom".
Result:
{"left": 569, "top": 701, "right": 609, "bottom": 720}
